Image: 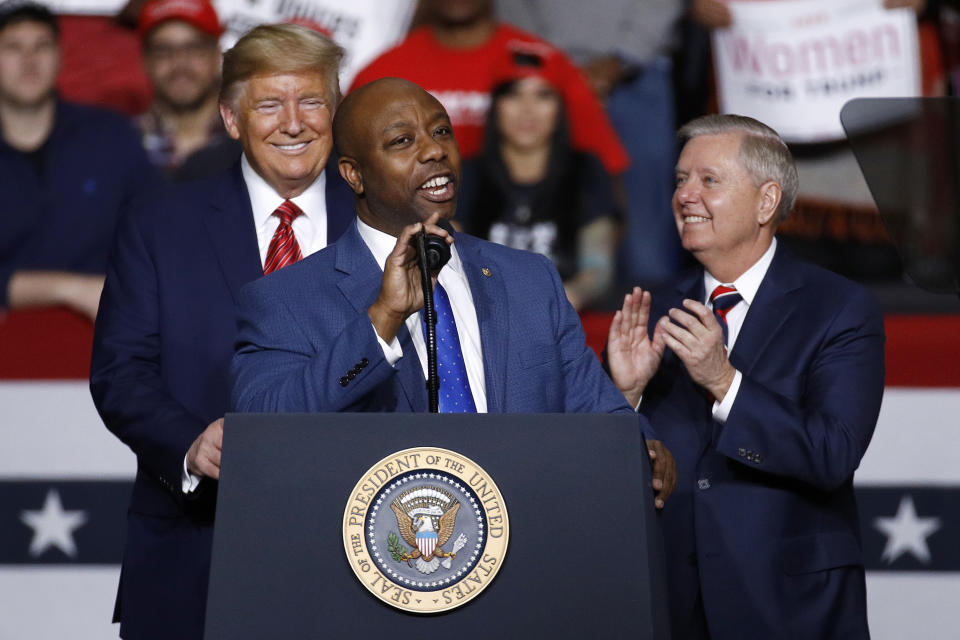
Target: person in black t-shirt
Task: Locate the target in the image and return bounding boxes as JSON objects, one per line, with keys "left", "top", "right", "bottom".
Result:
{"left": 457, "top": 45, "right": 618, "bottom": 310}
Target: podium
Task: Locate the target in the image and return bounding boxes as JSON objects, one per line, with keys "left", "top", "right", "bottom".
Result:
{"left": 205, "top": 413, "right": 670, "bottom": 638}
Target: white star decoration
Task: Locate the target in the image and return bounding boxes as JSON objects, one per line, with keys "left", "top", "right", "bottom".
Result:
{"left": 19, "top": 489, "right": 88, "bottom": 558}
{"left": 873, "top": 495, "right": 941, "bottom": 564}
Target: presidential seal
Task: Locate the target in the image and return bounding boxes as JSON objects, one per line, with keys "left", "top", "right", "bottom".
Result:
{"left": 342, "top": 447, "right": 509, "bottom": 613}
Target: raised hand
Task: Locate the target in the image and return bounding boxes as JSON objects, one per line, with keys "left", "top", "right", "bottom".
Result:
{"left": 607, "top": 287, "right": 666, "bottom": 407}
{"left": 368, "top": 212, "right": 453, "bottom": 343}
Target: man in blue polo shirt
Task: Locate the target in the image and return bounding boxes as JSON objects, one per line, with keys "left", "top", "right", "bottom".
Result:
{"left": 0, "top": 1, "right": 154, "bottom": 320}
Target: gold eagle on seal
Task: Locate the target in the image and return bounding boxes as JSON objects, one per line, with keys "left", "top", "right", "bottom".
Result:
{"left": 390, "top": 486, "right": 466, "bottom": 574}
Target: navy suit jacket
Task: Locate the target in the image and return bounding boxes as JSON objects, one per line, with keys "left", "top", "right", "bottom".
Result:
{"left": 641, "top": 244, "right": 884, "bottom": 640}
{"left": 89, "top": 161, "right": 353, "bottom": 640}
{"left": 231, "top": 222, "right": 634, "bottom": 416}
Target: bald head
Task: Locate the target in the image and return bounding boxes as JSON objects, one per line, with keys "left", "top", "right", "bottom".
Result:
{"left": 335, "top": 78, "right": 434, "bottom": 158}
{"left": 334, "top": 78, "right": 461, "bottom": 236}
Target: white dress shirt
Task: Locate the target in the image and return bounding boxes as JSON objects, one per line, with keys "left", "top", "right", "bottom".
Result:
{"left": 357, "top": 218, "right": 488, "bottom": 413}
{"left": 242, "top": 154, "right": 328, "bottom": 265}
{"left": 183, "top": 156, "right": 331, "bottom": 493}
{"left": 707, "top": 237, "right": 777, "bottom": 422}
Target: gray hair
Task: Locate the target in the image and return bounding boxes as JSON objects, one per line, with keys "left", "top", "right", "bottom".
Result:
{"left": 220, "top": 23, "right": 344, "bottom": 110}
{"left": 677, "top": 114, "right": 799, "bottom": 222}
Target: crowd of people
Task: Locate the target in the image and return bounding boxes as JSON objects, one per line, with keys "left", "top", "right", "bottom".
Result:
{"left": 0, "top": 0, "right": 939, "bottom": 637}
{"left": 2, "top": 0, "right": 951, "bottom": 320}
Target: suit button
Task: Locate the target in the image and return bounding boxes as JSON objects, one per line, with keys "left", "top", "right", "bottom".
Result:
{"left": 738, "top": 447, "right": 746, "bottom": 457}
{"left": 347, "top": 371, "right": 356, "bottom": 380}
{"left": 360, "top": 358, "right": 369, "bottom": 366}
{"left": 352, "top": 366, "right": 363, "bottom": 374}
{"left": 339, "top": 376, "right": 349, "bottom": 387}
{"left": 697, "top": 478, "right": 711, "bottom": 490}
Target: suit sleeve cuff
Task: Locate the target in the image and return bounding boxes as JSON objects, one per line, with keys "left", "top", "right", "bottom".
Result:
{"left": 372, "top": 322, "right": 403, "bottom": 366}
{"left": 712, "top": 369, "right": 742, "bottom": 423}
{"left": 181, "top": 454, "right": 201, "bottom": 494}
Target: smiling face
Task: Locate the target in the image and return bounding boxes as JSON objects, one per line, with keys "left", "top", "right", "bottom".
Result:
{"left": 672, "top": 132, "right": 780, "bottom": 281}
{"left": 0, "top": 20, "right": 59, "bottom": 109}
{"left": 220, "top": 70, "right": 333, "bottom": 198}
{"left": 338, "top": 80, "right": 461, "bottom": 237}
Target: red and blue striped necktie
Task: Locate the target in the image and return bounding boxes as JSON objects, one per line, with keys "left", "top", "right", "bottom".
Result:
{"left": 710, "top": 285, "right": 742, "bottom": 347}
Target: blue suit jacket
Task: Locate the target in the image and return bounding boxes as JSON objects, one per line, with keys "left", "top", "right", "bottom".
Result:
{"left": 641, "top": 245, "right": 884, "bottom": 640}
{"left": 231, "top": 222, "right": 634, "bottom": 416}
{"left": 89, "top": 161, "right": 353, "bottom": 640}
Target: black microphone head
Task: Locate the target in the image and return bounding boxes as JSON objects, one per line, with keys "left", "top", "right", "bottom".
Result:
{"left": 424, "top": 218, "right": 454, "bottom": 270}
{"left": 425, "top": 239, "right": 451, "bottom": 271}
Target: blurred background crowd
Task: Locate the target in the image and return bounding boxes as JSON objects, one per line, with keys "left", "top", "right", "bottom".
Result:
{"left": 3, "top": 0, "right": 958, "bottom": 322}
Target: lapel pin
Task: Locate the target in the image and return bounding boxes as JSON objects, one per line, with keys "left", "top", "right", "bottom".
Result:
{"left": 481, "top": 268, "right": 492, "bottom": 277}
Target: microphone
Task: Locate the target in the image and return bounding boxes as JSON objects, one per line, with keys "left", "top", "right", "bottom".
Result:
{"left": 415, "top": 217, "right": 454, "bottom": 413}
{"left": 421, "top": 218, "right": 454, "bottom": 271}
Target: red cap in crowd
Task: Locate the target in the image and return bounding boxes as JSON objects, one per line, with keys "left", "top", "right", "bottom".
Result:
{"left": 137, "top": 0, "right": 223, "bottom": 40}
{"left": 491, "top": 41, "right": 568, "bottom": 92}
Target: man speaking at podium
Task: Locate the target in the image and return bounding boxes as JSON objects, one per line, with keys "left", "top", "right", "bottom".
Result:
{"left": 230, "top": 78, "right": 674, "bottom": 505}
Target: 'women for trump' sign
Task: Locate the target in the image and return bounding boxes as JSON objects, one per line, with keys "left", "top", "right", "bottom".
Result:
{"left": 713, "top": 0, "right": 920, "bottom": 142}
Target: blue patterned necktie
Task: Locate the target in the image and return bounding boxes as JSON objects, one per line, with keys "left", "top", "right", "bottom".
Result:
{"left": 421, "top": 283, "right": 477, "bottom": 413}
{"left": 710, "top": 285, "right": 743, "bottom": 347}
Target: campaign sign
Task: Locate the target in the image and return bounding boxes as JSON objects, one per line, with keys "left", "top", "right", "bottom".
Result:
{"left": 713, "top": 0, "right": 920, "bottom": 142}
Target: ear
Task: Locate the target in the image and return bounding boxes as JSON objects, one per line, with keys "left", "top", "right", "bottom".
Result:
{"left": 339, "top": 156, "right": 364, "bottom": 196}
{"left": 219, "top": 102, "right": 241, "bottom": 141}
{"left": 757, "top": 181, "right": 781, "bottom": 227}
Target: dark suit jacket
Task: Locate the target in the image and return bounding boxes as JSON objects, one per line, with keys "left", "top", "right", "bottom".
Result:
{"left": 89, "top": 161, "right": 353, "bottom": 640}
{"left": 231, "top": 222, "right": 635, "bottom": 416}
{"left": 640, "top": 244, "right": 885, "bottom": 640}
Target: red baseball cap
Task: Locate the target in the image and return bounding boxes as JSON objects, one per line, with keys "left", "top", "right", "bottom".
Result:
{"left": 137, "top": 0, "right": 223, "bottom": 41}
{"left": 491, "top": 41, "right": 568, "bottom": 92}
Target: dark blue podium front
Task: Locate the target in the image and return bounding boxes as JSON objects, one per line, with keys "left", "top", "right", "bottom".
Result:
{"left": 205, "top": 413, "right": 669, "bottom": 638}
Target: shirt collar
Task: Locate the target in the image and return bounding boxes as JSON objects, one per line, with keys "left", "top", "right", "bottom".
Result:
{"left": 355, "top": 217, "right": 464, "bottom": 277}
{"left": 242, "top": 154, "right": 326, "bottom": 230}
{"left": 704, "top": 237, "right": 777, "bottom": 307}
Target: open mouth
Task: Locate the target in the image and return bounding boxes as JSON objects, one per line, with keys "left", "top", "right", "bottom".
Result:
{"left": 683, "top": 215, "right": 710, "bottom": 224}
{"left": 418, "top": 175, "right": 455, "bottom": 201}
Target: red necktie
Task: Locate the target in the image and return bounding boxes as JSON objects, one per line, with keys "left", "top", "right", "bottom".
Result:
{"left": 263, "top": 200, "right": 304, "bottom": 275}
{"left": 709, "top": 285, "right": 742, "bottom": 347}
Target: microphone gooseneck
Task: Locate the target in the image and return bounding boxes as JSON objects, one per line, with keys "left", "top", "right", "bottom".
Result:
{"left": 417, "top": 229, "right": 440, "bottom": 413}
{"left": 418, "top": 219, "right": 454, "bottom": 414}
